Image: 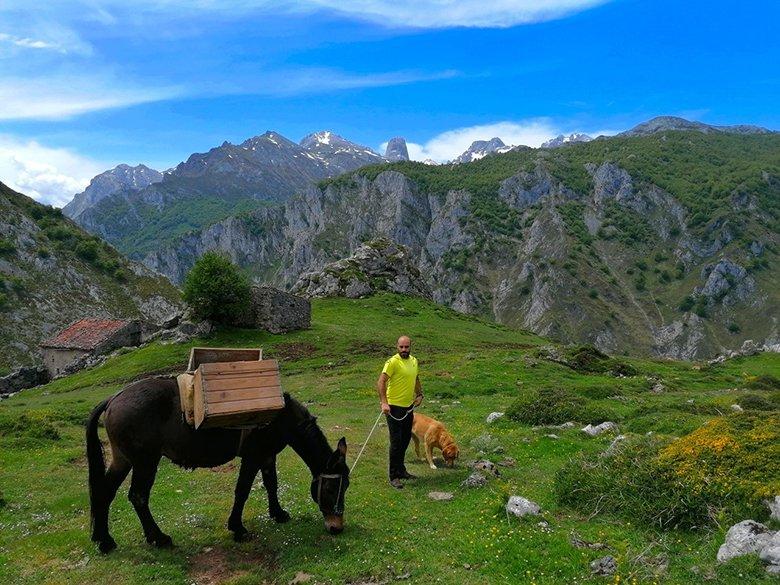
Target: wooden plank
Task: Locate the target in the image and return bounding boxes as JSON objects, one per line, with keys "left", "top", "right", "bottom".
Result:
{"left": 198, "top": 410, "right": 279, "bottom": 429}
{"left": 203, "top": 374, "right": 280, "bottom": 392}
{"left": 188, "top": 347, "right": 263, "bottom": 371}
{"left": 193, "top": 368, "right": 206, "bottom": 428}
{"left": 206, "top": 396, "right": 285, "bottom": 415}
{"left": 200, "top": 359, "right": 278, "bottom": 375}
{"left": 206, "top": 386, "right": 282, "bottom": 403}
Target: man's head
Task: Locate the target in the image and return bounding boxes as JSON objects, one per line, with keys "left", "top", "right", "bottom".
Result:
{"left": 396, "top": 336, "right": 411, "bottom": 359}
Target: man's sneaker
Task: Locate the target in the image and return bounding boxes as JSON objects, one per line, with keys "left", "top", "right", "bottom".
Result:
{"left": 401, "top": 472, "right": 418, "bottom": 480}
{"left": 389, "top": 478, "right": 404, "bottom": 489}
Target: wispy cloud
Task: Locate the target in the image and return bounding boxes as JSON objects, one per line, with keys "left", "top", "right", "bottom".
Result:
{"left": 307, "top": 0, "right": 612, "bottom": 29}
{"left": 0, "top": 74, "right": 182, "bottom": 121}
{"left": 0, "top": 135, "right": 108, "bottom": 207}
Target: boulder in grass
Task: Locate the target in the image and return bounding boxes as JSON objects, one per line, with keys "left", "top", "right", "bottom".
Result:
{"left": 428, "top": 491, "right": 454, "bottom": 501}
{"left": 505, "top": 496, "right": 541, "bottom": 518}
{"left": 590, "top": 556, "right": 617, "bottom": 576}
{"left": 759, "top": 532, "right": 780, "bottom": 567}
{"left": 768, "top": 496, "right": 780, "bottom": 521}
{"left": 461, "top": 472, "right": 487, "bottom": 488}
{"left": 717, "top": 520, "right": 773, "bottom": 563}
{"left": 472, "top": 460, "right": 500, "bottom": 477}
{"left": 486, "top": 412, "right": 505, "bottom": 423}
{"left": 581, "top": 421, "right": 618, "bottom": 436}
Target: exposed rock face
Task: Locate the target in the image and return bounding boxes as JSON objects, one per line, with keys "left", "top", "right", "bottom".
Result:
{"left": 63, "top": 164, "right": 162, "bottom": 220}
{"left": 0, "top": 182, "right": 183, "bottom": 372}
{"left": 235, "top": 286, "right": 310, "bottom": 333}
{"left": 292, "top": 238, "right": 431, "bottom": 300}
{"left": 140, "top": 131, "right": 779, "bottom": 360}
{"left": 385, "top": 137, "right": 410, "bottom": 161}
{"left": 717, "top": 520, "right": 773, "bottom": 563}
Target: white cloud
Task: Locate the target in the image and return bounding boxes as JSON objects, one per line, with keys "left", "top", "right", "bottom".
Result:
{"left": 306, "top": 0, "right": 611, "bottom": 29}
{"left": 0, "top": 74, "right": 182, "bottom": 121}
{"left": 0, "top": 136, "right": 108, "bottom": 207}
{"left": 395, "top": 120, "right": 559, "bottom": 162}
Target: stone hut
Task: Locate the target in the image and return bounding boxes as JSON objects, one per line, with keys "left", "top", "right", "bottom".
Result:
{"left": 39, "top": 319, "right": 142, "bottom": 377}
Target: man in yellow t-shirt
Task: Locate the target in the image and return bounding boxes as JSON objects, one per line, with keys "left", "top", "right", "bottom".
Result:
{"left": 377, "top": 335, "right": 423, "bottom": 489}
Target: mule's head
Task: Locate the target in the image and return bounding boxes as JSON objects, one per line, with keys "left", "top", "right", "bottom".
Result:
{"left": 310, "top": 437, "right": 349, "bottom": 534}
{"left": 442, "top": 443, "right": 459, "bottom": 467}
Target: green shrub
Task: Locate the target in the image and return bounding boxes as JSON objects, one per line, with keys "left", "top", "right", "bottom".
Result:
{"left": 0, "top": 292, "right": 9, "bottom": 311}
{"left": 556, "top": 415, "right": 780, "bottom": 528}
{"left": 75, "top": 240, "right": 99, "bottom": 262}
{"left": 506, "top": 387, "right": 615, "bottom": 425}
{"left": 727, "top": 322, "right": 741, "bottom": 334}
{"left": 0, "top": 412, "right": 61, "bottom": 441}
{"left": 565, "top": 345, "right": 639, "bottom": 377}
{"left": 0, "top": 490, "right": 6, "bottom": 509}
{"left": 0, "top": 237, "right": 15, "bottom": 256}
{"left": 739, "top": 393, "right": 779, "bottom": 411}
{"left": 579, "top": 385, "right": 623, "bottom": 400}
{"left": 588, "top": 288, "right": 598, "bottom": 299}
{"left": 37, "top": 247, "right": 50, "bottom": 258}
{"left": 746, "top": 375, "right": 780, "bottom": 391}
{"left": 182, "top": 251, "right": 251, "bottom": 324}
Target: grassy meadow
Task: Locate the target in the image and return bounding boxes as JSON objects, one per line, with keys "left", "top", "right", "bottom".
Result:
{"left": 0, "top": 294, "right": 778, "bottom": 584}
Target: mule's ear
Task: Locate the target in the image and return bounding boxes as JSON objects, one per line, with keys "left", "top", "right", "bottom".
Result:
{"left": 337, "top": 436, "right": 347, "bottom": 456}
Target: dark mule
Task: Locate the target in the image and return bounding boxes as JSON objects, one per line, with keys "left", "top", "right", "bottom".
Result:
{"left": 86, "top": 377, "right": 349, "bottom": 553}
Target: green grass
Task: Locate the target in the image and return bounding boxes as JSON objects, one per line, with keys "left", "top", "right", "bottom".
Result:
{"left": 0, "top": 294, "right": 778, "bottom": 584}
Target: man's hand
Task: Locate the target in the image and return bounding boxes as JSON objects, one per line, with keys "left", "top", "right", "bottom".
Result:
{"left": 380, "top": 401, "right": 391, "bottom": 414}
{"left": 413, "top": 393, "right": 423, "bottom": 407}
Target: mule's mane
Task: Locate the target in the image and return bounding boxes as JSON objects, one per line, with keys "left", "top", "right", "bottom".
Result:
{"left": 283, "top": 393, "right": 334, "bottom": 477}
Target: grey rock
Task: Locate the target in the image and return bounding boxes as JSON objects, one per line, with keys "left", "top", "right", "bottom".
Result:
{"left": 582, "top": 422, "right": 619, "bottom": 437}
{"left": 740, "top": 339, "right": 760, "bottom": 356}
{"left": 698, "top": 259, "right": 755, "bottom": 305}
{"left": 461, "top": 472, "right": 488, "bottom": 488}
{"left": 159, "top": 312, "right": 181, "bottom": 329}
{"left": 0, "top": 365, "right": 49, "bottom": 396}
{"left": 505, "top": 496, "right": 541, "bottom": 518}
{"left": 385, "top": 137, "right": 410, "bottom": 162}
{"left": 486, "top": 412, "right": 505, "bottom": 423}
{"left": 717, "top": 520, "right": 773, "bottom": 563}
{"left": 428, "top": 491, "right": 454, "bottom": 501}
{"left": 63, "top": 163, "right": 162, "bottom": 219}
{"left": 730, "top": 404, "right": 744, "bottom": 413}
{"left": 621, "top": 116, "right": 772, "bottom": 137}
{"left": 541, "top": 133, "right": 592, "bottom": 148}
{"left": 590, "top": 555, "right": 617, "bottom": 576}
{"left": 497, "top": 457, "right": 516, "bottom": 468}
{"left": 453, "top": 137, "right": 510, "bottom": 164}
{"left": 759, "top": 532, "right": 780, "bottom": 566}
{"left": 767, "top": 564, "right": 780, "bottom": 576}
{"left": 472, "top": 460, "right": 500, "bottom": 477}
{"left": 767, "top": 496, "right": 780, "bottom": 521}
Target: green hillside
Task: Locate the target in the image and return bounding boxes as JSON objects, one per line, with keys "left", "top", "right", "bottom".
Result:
{"left": 1, "top": 294, "right": 778, "bottom": 584}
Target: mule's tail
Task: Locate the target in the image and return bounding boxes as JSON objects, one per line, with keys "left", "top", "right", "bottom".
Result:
{"left": 86, "top": 397, "right": 111, "bottom": 532}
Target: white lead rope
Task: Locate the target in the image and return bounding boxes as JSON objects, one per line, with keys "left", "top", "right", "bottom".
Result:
{"left": 349, "top": 403, "right": 418, "bottom": 474}
{"left": 350, "top": 411, "right": 383, "bottom": 473}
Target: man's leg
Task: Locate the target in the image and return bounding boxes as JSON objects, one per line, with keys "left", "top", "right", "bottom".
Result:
{"left": 398, "top": 410, "right": 414, "bottom": 477}
{"left": 386, "top": 407, "right": 404, "bottom": 480}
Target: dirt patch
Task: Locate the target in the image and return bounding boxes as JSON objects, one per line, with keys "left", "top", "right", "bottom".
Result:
{"left": 210, "top": 462, "right": 237, "bottom": 473}
{"left": 269, "top": 342, "right": 318, "bottom": 361}
{"left": 352, "top": 341, "right": 389, "bottom": 358}
{"left": 188, "top": 545, "right": 276, "bottom": 585}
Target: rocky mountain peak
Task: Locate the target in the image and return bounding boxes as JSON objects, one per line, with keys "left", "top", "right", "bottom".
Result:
{"left": 385, "top": 137, "right": 410, "bottom": 161}
{"left": 541, "top": 133, "right": 593, "bottom": 148}
{"left": 63, "top": 163, "right": 162, "bottom": 219}
{"left": 453, "top": 137, "right": 510, "bottom": 164}
{"left": 622, "top": 116, "right": 772, "bottom": 136}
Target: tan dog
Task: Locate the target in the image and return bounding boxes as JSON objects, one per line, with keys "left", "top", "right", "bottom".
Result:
{"left": 411, "top": 413, "right": 460, "bottom": 469}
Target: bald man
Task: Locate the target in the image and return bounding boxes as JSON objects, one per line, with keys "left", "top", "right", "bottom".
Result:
{"left": 377, "top": 335, "right": 423, "bottom": 489}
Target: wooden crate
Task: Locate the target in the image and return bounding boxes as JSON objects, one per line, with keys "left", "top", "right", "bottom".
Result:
{"left": 187, "top": 347, "right": 263, "bottom": 372}
{"left": 187, "top": 348, "right": 284, "bottom": 429}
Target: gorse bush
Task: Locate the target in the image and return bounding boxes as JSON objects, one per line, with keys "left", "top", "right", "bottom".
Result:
{"left": 506, "top": 387, "right": 616, "bottom": 426}
{"left": 182, "top": 251, "right": 251, "bottom": 324}
{"left": 556, "top": 414, "right": 780, "bottom": 529}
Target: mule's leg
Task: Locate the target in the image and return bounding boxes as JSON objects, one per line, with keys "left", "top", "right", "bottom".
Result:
{"left": 128, "top": 458, "right": 172, "bottom": 548}
{"left": 227, "top": 458, "right": 261, "bottom": 541}
{"left": 411, "top": 433, "right": 422, "bottom": 460}
{"left": 260, "top": 456, "right": 290, "bottom": 523}
{"left": 91, "top": 454, "right": 131, "bottom": 553}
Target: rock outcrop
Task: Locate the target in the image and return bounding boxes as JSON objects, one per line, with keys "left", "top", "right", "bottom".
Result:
{"left": 385, "top": 137, "right": 410, "bottom": 161}
{"left": 292, "top": 238, "right": 431, "bottom": 300}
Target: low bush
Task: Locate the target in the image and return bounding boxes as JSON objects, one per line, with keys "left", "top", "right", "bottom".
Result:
{"left": 556, "top": 414, "right": 780, "bottom": 528}
{"left": 738, "top": 393, "right": 779, "bottom": 411}
{"left": 578, "top": 385, "right": 623, "bottom": 399}
{"left": 0, "top": 412, "right": 61, "bottom": 442}
{"left": 182, "top": 251, "right": 251, "bottom": 324}
{"left": 506, "top": 387, "right": 616, "bottom": 426}
{"left": 746, "top": 374, "right": 780, "bottom": 391}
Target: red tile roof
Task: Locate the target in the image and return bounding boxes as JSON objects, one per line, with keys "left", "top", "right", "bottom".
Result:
{"left": 40, "top": 319, "right": 131, "bottom": 351}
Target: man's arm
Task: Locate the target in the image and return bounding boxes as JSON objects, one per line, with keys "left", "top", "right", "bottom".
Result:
{"left": 377, "top": 373, "right": 390, "bottom": 414}
{"left": 413, "top": 375, "right": 423, "bottom": 406}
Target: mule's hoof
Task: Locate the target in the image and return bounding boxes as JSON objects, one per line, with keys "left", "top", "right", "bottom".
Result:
{"left": 98, "top": 537, "right": 117, "bottom": 554}
{"left": 272, "top": 510, "right": 291, "bottom": 523}
{"left": 232, "top": 530, "right": 252, "bottom": 542}
{"left": 149, "top": 533, "right": 173, "bottom": 548}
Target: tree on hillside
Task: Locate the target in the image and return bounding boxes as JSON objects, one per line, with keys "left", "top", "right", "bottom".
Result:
{"left": 182, "top": 252, "right": 250, "bottom": 324}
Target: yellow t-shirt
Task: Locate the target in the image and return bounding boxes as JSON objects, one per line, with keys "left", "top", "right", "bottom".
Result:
{"left": 382, "top": 353, "right": 418, "bottom": 407}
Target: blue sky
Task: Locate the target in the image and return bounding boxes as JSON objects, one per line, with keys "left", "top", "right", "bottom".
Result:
{"left": 0, "top": 0, "right": 778, "bottom": 205}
